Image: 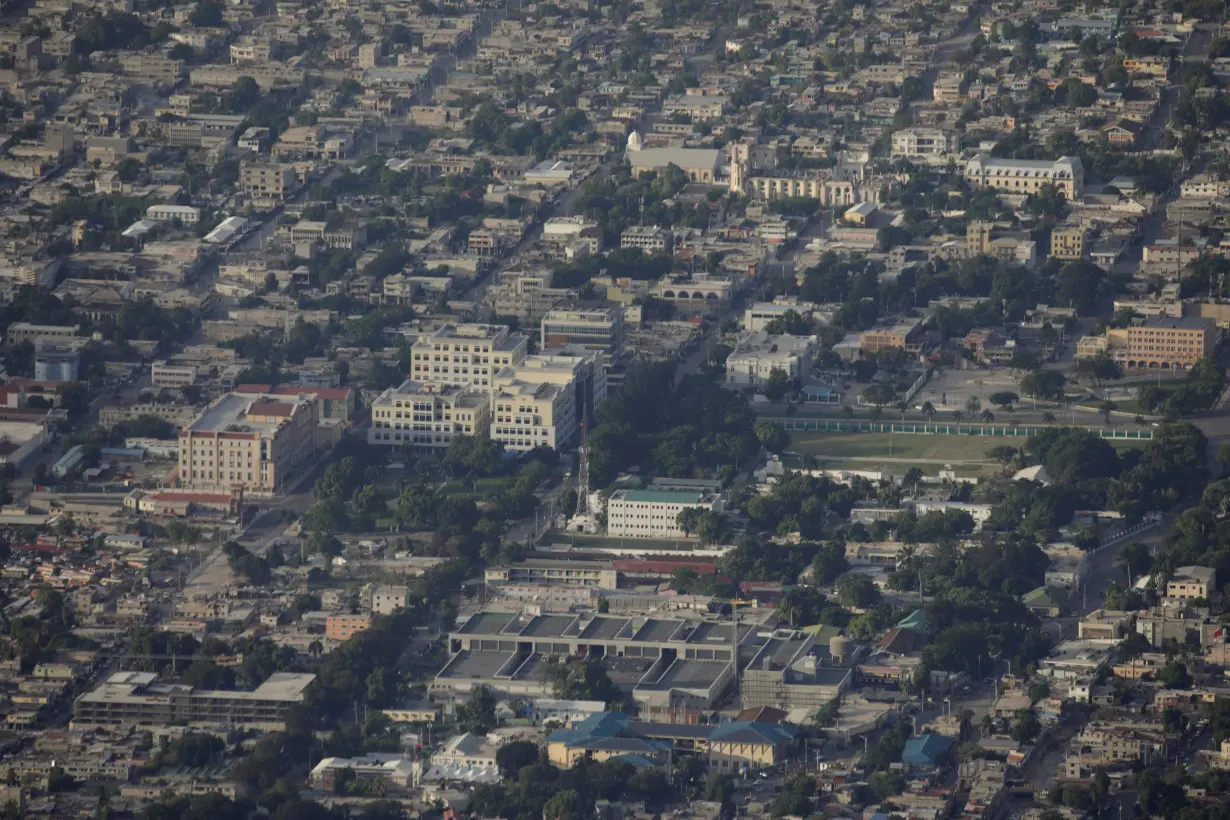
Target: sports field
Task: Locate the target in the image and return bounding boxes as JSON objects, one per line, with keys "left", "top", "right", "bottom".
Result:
{"left": 788, "top": 431, "right": 1000, "bottom": 463}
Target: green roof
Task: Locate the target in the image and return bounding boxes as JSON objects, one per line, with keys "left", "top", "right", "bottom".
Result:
{"left": 1022, "top": 586, "right": 1068, "bottom": 607}
{"left": 896, "top": 608, "right": 926, "bottom": 635}
{"left": 621, "top": 489, "right": 704, "bottom": 504}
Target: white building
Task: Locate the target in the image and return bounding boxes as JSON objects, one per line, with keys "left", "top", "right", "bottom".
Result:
{"left": 151, "top": 361, "right": 197, "bottom": 388}
{"left": 725, "top": 332, "right": 819, "bottom": 388}
{"left": 368, "top": 379, "right": 490, "bottom": 450}
{"left": 541, "top": 306, "right": 625, "bottom": 355}
{"left": 620, "top": 225, "right": 673, "bottom": 253}
{"left": 606, "top": 487, "right": 723, "bottom": 539}
{"left": 742, "top": 301, "right": 833, "bottom": 333}
{"left": 489, "top": 378, "right": 576, "bottom": 452}
{"left": 890, "top": 129, "right": 958, "bottom": 162}
{"left": 964, "top": 153, "right": 1084, "bottom": 198}
{"left": 409, "top": 323, "right": 529, "bottom": 389}
{"left": 499, "top": 352, "right": 606, "bottom": 422}
{"left": 542, "top": 216, "right": 602, "bottom": 255}
{"left": 146, "top": 204, "right": 202, "bottom": 225}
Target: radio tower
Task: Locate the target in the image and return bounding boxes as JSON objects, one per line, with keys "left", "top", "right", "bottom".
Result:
{"left": 566, "top": 414, "right": 599, "bottom": 533}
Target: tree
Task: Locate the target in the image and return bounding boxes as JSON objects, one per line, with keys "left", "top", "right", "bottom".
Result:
{"left": 189, "top": 0, "right": 225, "bottom": 27}
{"left": 542, "top": 789, "right": 585, "bottom": 820}
{"left": 495, "top": 740, "right": 539, "bottom": 777}
{"left": 921, "top": 401, "right": 936, "bottom": 422}
{"left": 1157, "top": 661, "right": 1193, "bottom": 689}
{"left": 458, "top": 686, "right": 497, "bottom": 733}
{"left": 965, "top": 396, "right": 982, "bottom": 416}
{"left": 1021, "top": 370, "right": 1067, "bottom": 401}
{"left": 676, "top": 507, "right": 703, "bottom": 537}
{"left": 1011, "top": 709, "right": 1041, "bottom": 742}
{"left": 989, "top": 391, "right": 1019, "bottom": 410}
{"left": 764, "top": 367, "right": 790, "bottom": 401}
{"left": 755, "top": 419, "right": 788, "bottom": 453}
{"left": 835, "top": 573, "right": 881, "bottom": 608}
{"left": 694, "top": 511, "right": 728, "bottom": 546}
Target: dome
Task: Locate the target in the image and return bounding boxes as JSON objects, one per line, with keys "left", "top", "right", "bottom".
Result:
{"left": 626, "top": 130, "right": 643, "bottom": 153}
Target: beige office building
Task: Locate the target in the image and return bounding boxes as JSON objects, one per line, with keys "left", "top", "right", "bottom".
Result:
{"left": 409, "top": 323, "right": 529, "bottom": 389}
{"left": 368, "top": 379, "right": 490, "bottom": 450}
{"left": 489, "top": 378, "right": 576, "bottom": 452}
{"left": 239, "top": 163, "right": 296, "bottom": 202}
{"left": 178, "top": 391, "right": 331, "bottom": 496}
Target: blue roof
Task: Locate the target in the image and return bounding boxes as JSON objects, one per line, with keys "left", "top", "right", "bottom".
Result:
{"left": 709, "top": 721, "right": 796, "bottom": 745}
{"left": 547, "top": 711, "right": 631, "bottom": 747}
{"left": 901, "top": 733, "right": 953, "bottom": 767}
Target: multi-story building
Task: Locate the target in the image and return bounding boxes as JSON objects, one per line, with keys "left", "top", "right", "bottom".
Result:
{"left": 178, "top": 391, "right": 334, "bottom": 496}
{"left": 409, "top": 323, "right": 529, "bottom": 389}
{"left": 100, "top": 402, "right": 200, "bottom": 430}
{"left": 890, "top": 128, "right": 957, "bottom": 161}
{"left": 499, "top": 353, "right": 605, "bottom": 424}
{"left": 859, "top": 316, "right": 929, "bottom": 356}
{"left": 151, "top": 361, "right": 197, "bottom": 388}
{"left": 368, "top": 379, "right": 490, "bottom": 450}
{"left": 543, "top": 217, "right": 602, "bottom": 256}
{"left": 1124, "top": 317, "right": 1216, "bottom": 370}
{"left": 725, "top": 331, "right": 819, "bottom": 388}
{"left": 7, "top": 323, "right": 80, "bottom": 347}
{"left": 371, "top": 585, "right": 411, "bottom": 615}
{"left": 326, "top": 613, "right": 373, "bottom": 642}
{"left": 239, "top": 163, "right": 296, "bottom": 202}
{"left": 1166, "top": 566, "right": 1215, "bottom": 600}
{"left": 146, "top": 205, "right": 201, "bottom": 225}
{"left": 73, "top": 671, "right": 315, "bottom": 731}
{"left": 620, "top": 226, "right": 673, "bottom": 253}
{"left": 484, "top": 559, "right": 618, "bottom": 589}
{"left": 1051, "top": 225, "right": 1088, "bottom": 260}
{"left": 489, "top": 269, "right": 577, "bottom": 324}
{"left": 489, "top": 378, "right": 576, "bottom": 452}
{"left": 606, "top": 488, "right": 724, "bottom": 538}
{"left": 541, "top": 306, "right": 625, "bottom": 355}
{"left": 964, "top": 154, "right": 1084, "bottom": 198}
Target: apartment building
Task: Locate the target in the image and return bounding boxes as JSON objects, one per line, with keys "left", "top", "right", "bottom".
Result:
{"left": 371, "top": 585, "right": 412, "bottom": 615}
{"left": 73, "top": 671, "right": 315, "bottom": 731}
{"left": 620, "top": 226, "right": 673, "bottom": 253}
{"left": 1050, "top": 225, "right": 1088, "bottom": 260}
{"left": 178, "top": 392, "right": 330, "bottom": 496}
{"left": 7, "top": 323, "right": 80, "bottom": 347}
{"left": 860, "top": 316, "right": 929, "bottom": 355}
{"left": 541, "top": 306, "right": 625, "bottom": 354}
{"left": 484, "top": 559, "right": 618, "bottom": 589}
{"left": 409, "top": 323, "right": 529, "bottom": 389}
{"left": 891, "top": 128, "right": 957, "bottom": 161}
{"left": 239, "top": 163, "right": 296, "bottom": 202}
{"left": 151, "top": 361, "right": 197, "bottom": 388}
{"left": 964, "top": 154, "right": 1084, "bottom": 198}
{"left": 1124, "top": 317, "right": 1216, "bottom": 370}
{"left": 606, "top": 488, "right": 724, "bottom": 539}
{"left": 368, "top": 379, "right": 490, "bottom": 450}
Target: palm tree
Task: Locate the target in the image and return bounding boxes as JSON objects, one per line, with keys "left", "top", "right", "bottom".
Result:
{"left": 966, "top": 396, "right": 982, "bottom": 416}
{"left": 1042, "top": 411, "right": 1057, "bottom": 424}
{"left": 308, "top": 640, "right": 323, "bottom": 658}
{"left": 921, "top": 401, "right": 936, "bottom": 423}
{"left": 840, "top": 404, "right": 854, "bottom": 420}
{"left": 896, "top": 401, "right": 908, "bottom": 422}
{"left": 952, "top": 410, "right": 964, "bottom": 423}
{"left": 980, "top": 409, "right": 995, "bottom": 423}
{"left": 868, "top": 407, "right": 883, "bottom": 421}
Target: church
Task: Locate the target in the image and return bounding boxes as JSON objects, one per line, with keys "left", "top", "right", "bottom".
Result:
{"left": 624, "top": 130, "right": 722, "bottom": 184}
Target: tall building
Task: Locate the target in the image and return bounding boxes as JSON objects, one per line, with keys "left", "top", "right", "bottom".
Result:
{"left": 890, "top": 128, "right": 958, "bottom": 161}
{"left": 239, "top": 163, "right": 296, "bottom": 201}
{"left": 368, "top": 379, "right": 490, "bottom": 450}
{"left": 964, "top": 154, "right": 1084, "bottom": 198}
{"left": 1124, "top": 317, "right": 1216, "bottom": 370}
{"left": 541, "top": 306, "right": 625, "bottom": 355}
{"left": 1050, "top": 225, "right": 1088, "bottom": 260}
{"left": 73, "top": 671, "right": 315, "bottom": 731}
{"left": 178, "top": 391, "right": 335, "bottom": 496}
{"left": 489, "top": 378, "right": 577, "bottom": 452}
{"left": 499, "top": 352, "right": 606, "bottom": 425}
{"left": 408, "top": 323, "right": 529, "bottom": 389}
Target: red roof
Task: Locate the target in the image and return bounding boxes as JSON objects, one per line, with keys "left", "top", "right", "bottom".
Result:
{"left": 613, "top": 559, "right": 718, "bottom": 575}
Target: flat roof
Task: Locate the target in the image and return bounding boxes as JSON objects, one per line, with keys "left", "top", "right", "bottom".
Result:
{"left": 437, "top": 650, "right": 514, "bottom": 680}
{"left": 640, "top": 658, "right": 725, "bottom": 692}
{"left": 617, "top": 489, "right": 705, "bottom": 504}
{"left": 187, "top": 393, "right": 304, "bottom": 435}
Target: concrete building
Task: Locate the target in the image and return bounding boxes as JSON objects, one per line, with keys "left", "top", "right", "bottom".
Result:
{"left": 239, "top": 163, "right": 296, "bottom": 202}
{"left": 409, "top": 323, "right": 529, "bottom": 389}
{"left": 371, "top": 585, "right": 412, "bottom": 615}
{"left": 725, "top": 331, "right": 819, "bottom": 389}
{"left": 541, "top": 306, "right": 625, "bottom": 355}
{"left": 890, "top": 128, "right": 958, "bottom": 161}
{"left": 326, "top": 613, "right": 373, "bottom": 642}
{"left": 1166, "top": 566, "right": 1215, "bottom": 600}
{"left": 620, "top": 225, "right": 674, "bottom": 253}
{"left": 1124, "top": 317, "right": 1217, "bottom": 370}
{"left": 484, "top": 559, "right": 619, "bottom": 589}
{"left": 499, "top": 352, "right": 606, "bottom": 424}
{"left": 859, "top": 316, "right": 929, "bottom": 356}
{"left": 625, "top": 133, "right": 721, "bottom": 183}
{"left": 489, "top": 378, "right": 576, "bottom": 452}
{"left": 606, "top": 488, "right": 723, "bottom": 539}
{"left": 542, "top": 217, "right": 602, "bottom": 256}
{"left": 964, "top": 154, "right": 1084, "bottom": 198}
{"left": 146, "top": 204, "right": 201, "bottom": 225}
{"left": 7, "top": 323, "right": 79, "bottom": 347}
{"left": 34, "top": 350, "right": 79, "bottom": 382}
{"left": 1050, "top": 225, "right": 1088, "bottom": 260}
{"left": 178, "top": 391, "right": 335, "bottom": 496}
{"left": 151, "top": 361, "right": 197, "bottom": 388}
{"left": 73, "top": 671, "right": 315, "bottom": 731}
{"left": 368, "top": 379, "right": 490, "bottom": 450}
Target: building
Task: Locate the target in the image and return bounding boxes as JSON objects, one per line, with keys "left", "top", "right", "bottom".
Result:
{"left": 178, "top": 391, "right": 335, "bottom": 497}
{"left": 7, "top": 323, "right": 79, "bottom": 347}
{"left": 739, "top": 632, "right": 853, "bottom": 710}
{"left": 146, "top": 204, "right": 202, "bottom": 225}
{"left": 1124, "top": 317, "right": 1217, "bottom": 370}
{"left": 890, "top": 129, "right": 957, "bottom": 161}
{"left": 409, "top": 323, "right": 529, "bottom": 389}
{"left": 484, "top": 559, "right": 619, "bottom": 590}
{"left": 73, "top": 671, "right": 314, "bottom": 731}
{"left": 34, "top": 350, "right": 79, "bottom": 382}
{"left": 489, "top": 378, "right": 576, "bottom": 452}
{"left": 724, "top": 331, "right": 819, "bottom": 389}
{"left": 606, "top": 488, "right": 723, "bottom": 539}
{"left": 500, "top": 352, "right": 606, "bottom": 423}
{"left": 326, "top": 613, "right": 373, "bottom": 642}
{"left": 542, "top": 217, "right": 602, "bottom": 256}
{"left": 151, "top": 361, "right": 198, "bottom": 388}
{"left": 1051, "top": 226, "right": 1088, "bottom": 260}
{"left": 859, "top": 315, "right": 929, "bottom": 356}
{"left": 620, "top": 226, "right": 674, "bottom": 253}
{"left": 964, "top": 154, "right": 1084, "bottom": 198}
{"left": 239, "top": 163, "right": 296, "bottom": 202}
{"left": 368, "top": 380, "right": 490, "bottom": 450}
{"left": 371, "top": 585, "right": 412, "bottom": 615}
{"left": 309, "top": 755, "right": 416, "bottom": 791}
{"left": 1166, "top": 566, "right": 1215, "bottom": 600}
{"left": 625, "top": 132, "right": 721, "bottom": 183}
{"left": 541, "top": 306, "right": 625, "bottom": 355}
